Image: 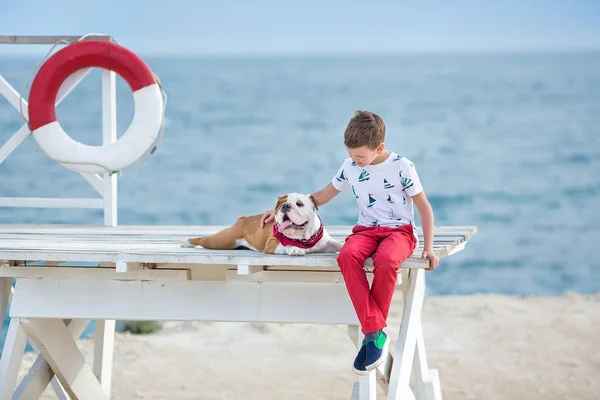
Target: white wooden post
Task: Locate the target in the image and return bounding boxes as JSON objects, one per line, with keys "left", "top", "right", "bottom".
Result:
{"left": 0, "top": 318, "right": 28, "bottom": 398}
{"left": 93, "top": 68, "right": 118, "bottom": 398}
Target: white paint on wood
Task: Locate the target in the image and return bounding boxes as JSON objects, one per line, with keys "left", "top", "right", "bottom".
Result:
{"left": 237, "top": 264, "right": 263, "bottom": 275}
{"left": 0, "top": 125, "right": 30, "bottom": 164}
{"left": 0, "top": 318, "right": 28, "bottom": 399}
{"left": 11, "top": 279, "right": 360, "bottom": 324}
{"left": 101, "top": 69, "right": 118, "bottom": 227}
{"left": 20, "top": 318, "right": 107, "bottom": 400}
{"left": 226, "top": 270, "right": 348, "bottom": 284}
{"left": 115, "top": 261, "right": 127, "bottom": 273}
{"left": 94, "top": 320, "right": 115, "bottom": 398}
{"left": 0, "top": 197, "right": 104, "bottom": 209}
{"left": 0, "top": 75, "right": 28, "bottom": 120}
{"left": 15, "top": 319, "right": 91, "bottom": 399}
{"left": 80, "top": 173, "right": 104, "bottom": 196}
{"left": 387, "top": 269, "right": 426, "bottom": 399}
{"left": 0, "top": 266, "right": 190, "bottom": 282}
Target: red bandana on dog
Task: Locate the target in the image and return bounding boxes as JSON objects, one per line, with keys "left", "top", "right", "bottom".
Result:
{"left": 273, "top": 221, "right": 324, "bottom": 249}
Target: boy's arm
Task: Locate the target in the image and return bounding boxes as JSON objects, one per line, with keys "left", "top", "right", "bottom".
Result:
{"left": 412, "top": 191, "right": 439, "bottom": 270}
{"left": 260, "top": 183, "right": 340, "bottom": 227}
{"left": 310, "top": 183, "right": 340, "bottom": 208}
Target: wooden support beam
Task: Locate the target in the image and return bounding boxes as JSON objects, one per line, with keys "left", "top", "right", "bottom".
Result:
{"left": 15, "top": 319, "right": 91, "bottom": 399}
{"left": 20, "top": 318, "right": 107, "bottom": 400}
{"left": 0, "top": 318, "right": 28, "bottom": 399}
{"left": 0, "top": 266, "right": 190, "bottom": 282}
{"left": 0, "top": 35, "right": 112, "bottom": 44}
{"left": 11, "top": 279, "right": 360, "bottom": 324}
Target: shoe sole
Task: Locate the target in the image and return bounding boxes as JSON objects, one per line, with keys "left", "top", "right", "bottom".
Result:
{"left": 352, "top": 365, "right": 371, "bottom": 376}
{"left": 365, "top": 335, "right": 390, "bottom": 371}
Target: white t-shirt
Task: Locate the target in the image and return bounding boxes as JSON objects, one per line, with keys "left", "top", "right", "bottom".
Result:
{"left": 331, "top": 151, "right": 424, "bottom": 236}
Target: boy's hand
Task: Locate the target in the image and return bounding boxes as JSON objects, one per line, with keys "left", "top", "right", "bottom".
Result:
{"left": 421, "top": 249, "right": 439, "bottom": 270}
{"left": 260, "top": 210, "right": 274, "bottom": 228}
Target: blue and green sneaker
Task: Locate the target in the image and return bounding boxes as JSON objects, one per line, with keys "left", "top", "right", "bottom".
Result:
{"left": 352, "top": 341, "right": 368, "bottom": 375}
{"left": 352, "top": 330, "right": 389, "bottom": 375}
{"left": 364, "top": 330, "right": 389, "bottom": 371}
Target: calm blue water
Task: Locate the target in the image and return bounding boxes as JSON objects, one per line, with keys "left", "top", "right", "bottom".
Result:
{"left": 1, "top": 53, "right": 599, "bottom": 348}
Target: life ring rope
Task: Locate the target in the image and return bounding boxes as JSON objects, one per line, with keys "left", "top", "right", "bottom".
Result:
{"left": 19, "top": 34, "right": 167, "bottom": 176}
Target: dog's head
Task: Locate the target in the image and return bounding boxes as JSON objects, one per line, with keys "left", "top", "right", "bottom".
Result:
{"left": 273, "top": 193, "right": 319, "bottom": 239}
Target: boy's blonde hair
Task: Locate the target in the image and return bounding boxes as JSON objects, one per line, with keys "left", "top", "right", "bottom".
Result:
{"left": 343, "top": 110, "right": 386, "bottom": 149}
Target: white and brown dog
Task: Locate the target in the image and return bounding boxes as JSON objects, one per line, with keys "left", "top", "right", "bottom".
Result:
{"left": 183, "top": 193, "right": 343, "bottom": 256}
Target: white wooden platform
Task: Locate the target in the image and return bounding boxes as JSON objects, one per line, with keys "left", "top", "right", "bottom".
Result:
{"left": 0, "top": 223, "right": 477, "bottom": 400}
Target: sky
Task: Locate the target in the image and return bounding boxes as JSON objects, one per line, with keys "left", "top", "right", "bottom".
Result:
{"left": 1, "top": 0, "right": 600, "bottom": 55}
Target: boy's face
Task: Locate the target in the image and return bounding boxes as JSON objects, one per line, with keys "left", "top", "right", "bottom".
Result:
{"left": 346, "top": 144, "right": 384, "bottom": 167}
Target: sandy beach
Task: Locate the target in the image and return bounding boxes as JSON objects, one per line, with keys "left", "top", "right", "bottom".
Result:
{"left": 17, "top": 292, "right": 600, "bottom": 400}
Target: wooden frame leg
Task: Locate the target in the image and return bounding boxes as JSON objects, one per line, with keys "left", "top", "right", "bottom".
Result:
{"left": 387, "top": 269, "right": 442, "bottom": 400}
{"left": 94, "top": 319, "right": 115, "bottom": 398}
{"left": 0, "top": 317, "right": 28, "bottom": 399}
{"left": 15, "top": 319, "right": 91, "bottom": 399}
{"left": 387, "top": 268, "right": 424, "bottom": 400}
{"left": 348, "top": 325, "right": 376, "bottom": 400}
{"left": 20, "top": 318, "right": 107, "bottom": 400}
{"left": 0, "top": 275, "right": 12, "bottom": 324}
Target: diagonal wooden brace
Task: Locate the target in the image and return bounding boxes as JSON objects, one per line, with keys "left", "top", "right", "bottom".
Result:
{"left": 15, "top": 319, "right": 91, "bottom": 399}
{"left": 387, "top": 268, "right": 442, "bottom": 400}
{"left": 20, "top": 318, "right": 107, "bottom": 400}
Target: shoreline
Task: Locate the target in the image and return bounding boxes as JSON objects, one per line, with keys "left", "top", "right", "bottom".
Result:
{"left": 16, "top": 292, "right": 600, "bottom": 400}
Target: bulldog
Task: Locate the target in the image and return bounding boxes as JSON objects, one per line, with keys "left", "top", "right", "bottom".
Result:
{"left": 183, "top": 193, "right": 343, "bottom": 256}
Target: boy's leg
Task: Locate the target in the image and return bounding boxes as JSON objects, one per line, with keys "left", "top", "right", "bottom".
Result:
{"left": 359, "top": 225, "right": 416, "bottom": 372}
{"left": 336, "top": 226, "right": 383, "bottom": 334}
{"left": 371, "top": 225, "right": 416, "bottom": 321}
{"left": 337, "top": 226, "right": 382, "bottom": 375}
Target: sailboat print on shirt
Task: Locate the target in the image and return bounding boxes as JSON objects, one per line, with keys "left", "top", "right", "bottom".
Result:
{"left": 389, "top": 208, "right": 403, "bottom": 222}
{"left": 352, "top": 186, "right": 358, "bottom": 199}
{"left": 358, "top": 169, "right": 370, "bottom": 182}
{"left": 387, "top": 195, "right": 394, "bottom": 203}
{"left": 336, "top": 170, "right": 346, "bottom": 182}
{"left": 392, "top": 154, "right": 403, "bottom": 162}
{"left": 367, "top": 193, "right": 376, "bottom": 208}
{"left": 401, "top": 176, "right": 413, "bottom": 191}
{"left": 383, "top": 179, "right": 395, "bottom": 189}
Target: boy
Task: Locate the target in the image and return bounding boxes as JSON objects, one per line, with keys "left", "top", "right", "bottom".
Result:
{"left": 260, "top": 110, "right": 438, "bottom": 375}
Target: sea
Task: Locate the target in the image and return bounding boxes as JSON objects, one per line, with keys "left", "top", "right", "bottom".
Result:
{"left": 1, "top": 52, "right": 599, "bottom": 351}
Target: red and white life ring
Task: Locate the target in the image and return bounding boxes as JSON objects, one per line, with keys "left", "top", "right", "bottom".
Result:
{"left": 28, "top": 40, "right": 164, "bottom": 174}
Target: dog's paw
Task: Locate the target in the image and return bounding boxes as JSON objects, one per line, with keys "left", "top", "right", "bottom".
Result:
{"left": 180, "top": 239, "right": 194, "bottom": 248}
{"left": 285, "top": 246, "right": 306, "bottom": 256}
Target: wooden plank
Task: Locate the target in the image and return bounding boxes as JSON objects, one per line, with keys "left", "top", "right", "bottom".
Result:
{"left": 226, "top": 270, "right": 353, "bottom": 284}
{"left": 94, "top": 320, "right": 115, "bottom": 397}
{"left": 387, "top": 269, "right": 426, "bottom": 399}
{"left": 10, "top": 279, "right": 360, "bottom": 324}
{"left": 0, "top": 224, "right": 478, "bottom": 237}
{"left": 0, "top": 249, "right": 433, "bottom": 269}
{"left": 0, "top": 197, "right": 103, "bottom": 209}
{"left": 0, "top": 35, "right": 111, "bottom": 44}
{"left": 0, "top": 266, "right": 190, "bottom": 281}
{"left": 0, "top": 318, "right": 28, "bottom": 399}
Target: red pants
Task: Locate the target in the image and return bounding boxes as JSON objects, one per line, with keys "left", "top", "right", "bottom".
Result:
{"left": 337, "top": 224, "right": 417, "bottom": 334}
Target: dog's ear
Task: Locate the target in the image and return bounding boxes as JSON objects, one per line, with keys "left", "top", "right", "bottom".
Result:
{"left": 274, "top": 194, "right": 288, "bottom": 210}
{"left": 309, "top": 194, "right": 319, "bottom": 210}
